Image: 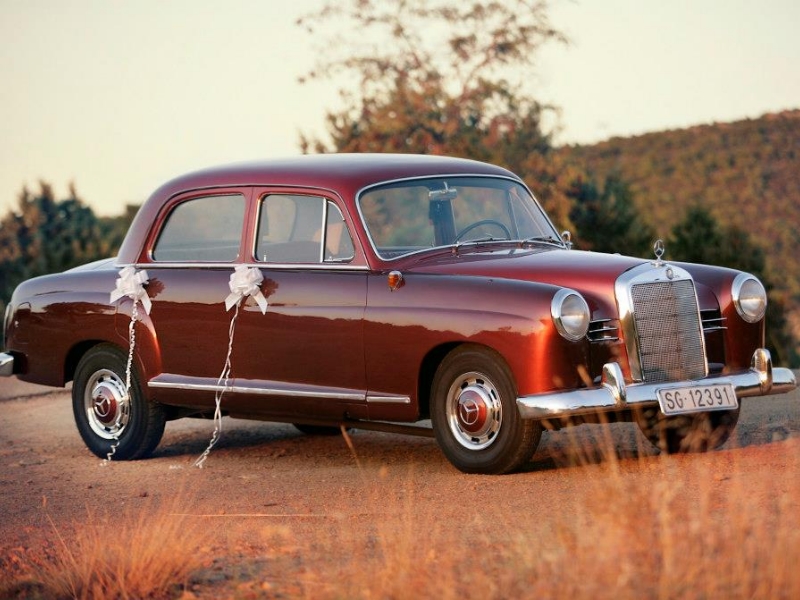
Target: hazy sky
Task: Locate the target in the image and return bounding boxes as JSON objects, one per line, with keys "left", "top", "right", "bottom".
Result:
{"left": 1, "top": 0, "right": 798, "bottom": 217}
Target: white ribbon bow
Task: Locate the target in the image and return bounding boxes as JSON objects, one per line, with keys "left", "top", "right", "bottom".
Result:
{"left": 225, "top": 265, "right": 268, "bottom": 314}
{"left": 110, "top": 266, "right": 152, "bottom": 315}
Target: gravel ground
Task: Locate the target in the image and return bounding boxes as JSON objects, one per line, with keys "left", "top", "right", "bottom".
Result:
{"left": 1, "top": 374, "right": 798, "bottom": 597}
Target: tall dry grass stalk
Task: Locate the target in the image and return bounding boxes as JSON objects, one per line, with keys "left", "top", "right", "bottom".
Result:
{"left": 34, "top": 496, "right": 208, "bottom": 600}
{"left": 304, "top": 434, "right": 799, "bottom": 600}
{"left": 516, "top": 449, "right": 800, "bottom": 599}
{"left": 11, "top": 429, "right": 797, "bottom": 599}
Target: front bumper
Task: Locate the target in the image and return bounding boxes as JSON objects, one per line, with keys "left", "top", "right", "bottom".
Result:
{"left": 0, "top": 352, "right": 14, "bottom": 377}
{"left": 517, "top": 348, "right": 796, "bottom": 420}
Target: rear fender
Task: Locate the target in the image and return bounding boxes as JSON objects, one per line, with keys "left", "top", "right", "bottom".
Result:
{"left": 112, "top": 296, "right": 162, "bottom": 387}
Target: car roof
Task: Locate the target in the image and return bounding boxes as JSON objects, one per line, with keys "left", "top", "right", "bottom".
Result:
{"left": 149, "top": 153, "right": 519, "bottom": 200}
{"left": 118, "top": 154, "right": 521, "bottom": 264}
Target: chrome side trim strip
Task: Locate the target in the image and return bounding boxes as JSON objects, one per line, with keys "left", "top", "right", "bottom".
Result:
{"left": 516, "top": 349, "right": 796, "bottom": 420}
{"left": 132, "top": 262, "right": 369, "bottom": 272}
{"left": 148, "top": 374, "right": 365, "bottom": 402}
{"left": 366, "top": 394, "right": 412, "bottom": 404}
{"left": 149, "top": 374, "right": 411, "bottom": 405}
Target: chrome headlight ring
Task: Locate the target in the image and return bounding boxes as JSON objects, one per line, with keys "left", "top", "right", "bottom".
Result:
{"left": 732, "top": 272, "right": 767, "bottom": 323}
{"left": 551, "top": 289, "right": 590, "bottom": 341}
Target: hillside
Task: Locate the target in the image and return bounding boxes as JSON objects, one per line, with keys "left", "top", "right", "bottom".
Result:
{"left": 558, "top": 109, "right": 800, "bottom": 340}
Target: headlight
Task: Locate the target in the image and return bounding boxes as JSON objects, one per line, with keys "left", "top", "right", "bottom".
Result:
{"left": 551, "top": 289, "right": 590, "bottom": 341}
{"left": 732, "top": 273, "right": 767, "bottom": 323}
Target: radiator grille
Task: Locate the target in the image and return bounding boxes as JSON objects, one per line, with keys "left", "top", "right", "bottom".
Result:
{"left": 630, "top": 279, "right": 706, "bottom": 383}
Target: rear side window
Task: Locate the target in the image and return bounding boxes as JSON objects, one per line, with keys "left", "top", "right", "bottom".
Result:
{"left": 152, "top": 194, "right": 246, "bottom": 262}
{"left": 256, "top": 194, "right": 354, "bottom": 263}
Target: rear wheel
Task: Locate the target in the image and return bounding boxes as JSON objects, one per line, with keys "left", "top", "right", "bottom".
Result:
{"left": 72, "top": 344, "right": 166, "bottom": 460}
{"left": 635, "top": 406, "right": 740, "bottom": 453}
{"left": 430, "top": 345, "right": 541, "bottom": 474}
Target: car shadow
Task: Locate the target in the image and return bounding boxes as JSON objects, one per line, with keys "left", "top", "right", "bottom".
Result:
{"left": 521, "top": 414, "right": 799, "bottom": 474}
{"left": 151, "top": 420, "right": 445, "bottom": 470}
{"left": 149, "top": 403, "right": 799, "bottom": 474}
{"left": 152, "top": 419, "right": 305, "bottom": 458}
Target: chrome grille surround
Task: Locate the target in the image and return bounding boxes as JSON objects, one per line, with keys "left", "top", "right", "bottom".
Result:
{"left": 614, "top": 263, "right": 708, "bottom": 383}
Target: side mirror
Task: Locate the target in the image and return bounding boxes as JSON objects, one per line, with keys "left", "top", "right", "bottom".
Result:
{"left": 561, "top": 230, "right": 573, "bottom": 250}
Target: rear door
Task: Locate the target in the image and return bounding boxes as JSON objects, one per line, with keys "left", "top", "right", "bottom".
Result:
{"left": 141, "top": 189, "right": 250, "bottom": 408}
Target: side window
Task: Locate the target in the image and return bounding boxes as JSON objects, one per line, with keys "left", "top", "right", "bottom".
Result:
{"left": 256, "top": 194, "right": 355, "bottom": 263}
{"left": 152, "top": 194, "right": 245, "bottom": 262}
{"left": 325, "top": 203, "right": 355, "bottom": 261}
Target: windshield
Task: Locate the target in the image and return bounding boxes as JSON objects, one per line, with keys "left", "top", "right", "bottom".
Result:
{"left": 358, "top": 176, "right": 561, "bottom": 259}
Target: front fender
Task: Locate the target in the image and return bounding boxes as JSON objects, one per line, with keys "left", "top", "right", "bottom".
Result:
{"left": 679, "top": 263, "right": 765, "bottom": 370}
{"left": 364, "top": 272, "right": 590, "bottom": 412}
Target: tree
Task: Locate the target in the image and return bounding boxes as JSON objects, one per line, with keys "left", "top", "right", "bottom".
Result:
{"left": 557, "top": 111, "right": 800, "bottom": 349}
{"left": 98, "top": 203, "right": 140, "bottom": 256}
{"left": 568, "top": 174, "right": 654, "bottom": 257}
{"left": 0, "top": 184, "right": 135, "bottom": 340}
{"left": 668, "top": 205, "right": 796, "bottom": 366}
{"left": 669, "top": 205, "right": 770, "bottom": 276}
{"left": 297, "top": 0, "right": 577, "bottom": 228}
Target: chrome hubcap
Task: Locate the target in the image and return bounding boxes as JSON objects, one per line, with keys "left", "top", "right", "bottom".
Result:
{"left": 446, "top": 372, "right": 502, "bottom": 450}
{"left": 84, "top": 369, "right": 130, "bottom": 439}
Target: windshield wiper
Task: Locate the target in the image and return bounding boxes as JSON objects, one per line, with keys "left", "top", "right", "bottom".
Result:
{"left": 520, "top": 235, "right": 564, "bottom": 248}
{"left": 452, "top": 237, "right": 516, "bottom": 255}
{"left": 457, "top": 236, "right": 502, "bottom": 246}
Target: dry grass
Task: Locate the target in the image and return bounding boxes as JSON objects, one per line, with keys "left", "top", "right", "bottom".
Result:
{"left": 8, "top": 435, "right": 798, "bottom": 599}
{"left": 514, "top": 456, "right": 799, "bottom": 599}
{"left": 296, "top": 437, "right": 800, "bottom": 600}
{"left": 12, "top": 497, "right": 208, "bottom": 600}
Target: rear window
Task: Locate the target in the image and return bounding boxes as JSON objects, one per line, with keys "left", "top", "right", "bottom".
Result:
{"left": 152, "top": 194, "right": 246, "bottom": 262}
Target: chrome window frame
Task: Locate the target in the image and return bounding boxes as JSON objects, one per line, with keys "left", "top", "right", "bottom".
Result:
{"left": 149, "top": 193, "right": 247, "bottom": 264}
{"left": 253, "top": 193, "right": 358, "bottom": 266}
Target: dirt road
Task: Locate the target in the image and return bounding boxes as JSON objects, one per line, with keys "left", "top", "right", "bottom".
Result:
{"left": 1, "top": 376, "right": 798, "bottom": 598}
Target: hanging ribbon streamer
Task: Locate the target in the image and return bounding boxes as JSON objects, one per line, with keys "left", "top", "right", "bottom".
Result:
{"left": 107, "top": 266, "right": 152, "bottom": 463}
{"left": 195, "top": 266, "right": 267, "bottom": 468}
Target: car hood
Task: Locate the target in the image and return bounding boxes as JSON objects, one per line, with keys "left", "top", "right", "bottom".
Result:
{"left": 404, "top": 246, "right": 650, "bottom": 314}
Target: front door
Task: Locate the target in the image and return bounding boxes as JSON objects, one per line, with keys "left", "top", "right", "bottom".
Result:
{"left": 226, "top": 190, "right": 368, "bottom": 420}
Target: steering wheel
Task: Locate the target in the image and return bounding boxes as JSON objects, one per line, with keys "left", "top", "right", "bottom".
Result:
{"left": 454, "top": 219, "right": 512, "bottom": 242}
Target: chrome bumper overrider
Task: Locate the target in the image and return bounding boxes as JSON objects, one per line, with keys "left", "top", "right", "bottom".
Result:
{"left": 0, "top": 352, "right": 14, "bottom": 377}
{"left": 516, "top": 349, "right": 796, "bottom": 420}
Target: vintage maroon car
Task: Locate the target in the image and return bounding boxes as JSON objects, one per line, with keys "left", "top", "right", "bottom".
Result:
{"left": 1, "top": 154, "right": 795, "bottom": 473}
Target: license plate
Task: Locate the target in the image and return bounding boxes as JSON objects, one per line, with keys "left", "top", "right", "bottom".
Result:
{"left": 656, "top": 383, "right": 738, "bottom": 416}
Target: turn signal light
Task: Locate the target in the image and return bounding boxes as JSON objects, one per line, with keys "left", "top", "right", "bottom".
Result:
{"left": 388, "top": 271, "right": 404, "bottom": 291}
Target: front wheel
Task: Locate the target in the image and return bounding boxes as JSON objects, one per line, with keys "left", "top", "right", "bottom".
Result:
{"left": 72, "top": 344, "right": 166, "bottom": 460}
{"left": 635, "top": 406, "right": 740, "bottom": 453}
{"left": 430, "top": 346, "right": 541, "bottom": 474}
